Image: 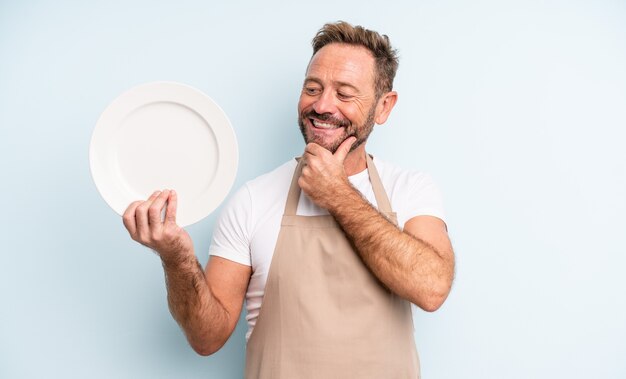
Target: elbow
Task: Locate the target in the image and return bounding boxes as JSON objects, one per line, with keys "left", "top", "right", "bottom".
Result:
{"left": 182, "top": 317, "right": 233, "bottom": 356}
{"left": 411, "top": 282, "right": 452, "bottom": 313}
{"left": 190, "top": 338, "right": 226, "bottom": 357}
{"left": 418, "top": 294, "right": 446, "bottom": 312}
{"left": 191, "top": 342, "right": 221, "bottom": 357}
{"left": 195, "top": 349, "right": 217, "bottom": 357}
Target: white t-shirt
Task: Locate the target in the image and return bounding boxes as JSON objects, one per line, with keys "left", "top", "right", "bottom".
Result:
{"left": 209, "top": 156, "right": 446, "bottom": 340}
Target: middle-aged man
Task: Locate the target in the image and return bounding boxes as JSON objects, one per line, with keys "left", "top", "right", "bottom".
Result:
{"left": 123, "top": 21, "right": 455, "bottom": 378}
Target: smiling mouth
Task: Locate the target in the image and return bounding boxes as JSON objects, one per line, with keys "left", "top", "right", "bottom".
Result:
{"left": 311, "top": 118, "right": 343, "bottom": 130}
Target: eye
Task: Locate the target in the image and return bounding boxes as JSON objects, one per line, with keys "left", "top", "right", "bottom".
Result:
{"left": 337, "top": 92, "right": 354, "bottom": 100}
{"left": 303, "top": 87, "right": 321, "bottom": 96}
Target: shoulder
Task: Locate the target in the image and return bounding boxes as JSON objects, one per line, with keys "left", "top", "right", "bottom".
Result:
{"left": 372, "top": 156, "right": 437, "bottom": 191}
{"left": 371, "top": 155, "right": 446, "bottom": 225}
{"left": 245, "top": 159, "right": 298, "bottom": 194}
{"left": 209, "top": 158, "right": 298, "bottom": 264}
{"left": 225, "top": 158, "right": 298, "bottom": 222}
{"left": 219, "top": 158, "right": 297, "bottom": 213}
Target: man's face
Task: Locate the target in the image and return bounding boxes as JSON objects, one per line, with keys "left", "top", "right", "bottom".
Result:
{"left": 298, "top": 43, "right": 379, "bottom": 153}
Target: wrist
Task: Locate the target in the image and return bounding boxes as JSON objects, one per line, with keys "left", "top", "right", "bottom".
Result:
{"left": 326, "top": 181, "right": 362, "bottom": 214}
{"left": 160, "top": 247, "right": 196, "bottom": 270}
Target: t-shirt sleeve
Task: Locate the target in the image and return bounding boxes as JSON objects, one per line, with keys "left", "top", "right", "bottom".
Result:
{"left": 396, "top": 172, "right": 447, "bottom": 228}
{"left": 208, "top": 184, "right": 252, "bottom": 266}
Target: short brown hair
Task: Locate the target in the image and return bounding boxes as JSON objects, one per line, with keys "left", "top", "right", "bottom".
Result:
{"left": 311, "top": 21, "right": 399, "bottom": 97}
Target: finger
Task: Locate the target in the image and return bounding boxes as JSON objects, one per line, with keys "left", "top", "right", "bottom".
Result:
{"left": 301, "top": 153, "right": 317, "bottom": 173}
{"left": 122, "top": 200, "right": 143, "bottom": 237}
{"left": 302, "top": 150, "right": 313, "bottom": 164}
{"left": 148, "top": 190, "right": 170, "bottom": 226}
{"left": 165, "top": 190, "right": 178, "bottom": 225}
{"left": 297, "top": 175, "right": 307, "bottom": 192}
{"left": 305, "top": 142, "right": 326, "bottom": 157}
{"left": 303, "top": 143, "right": 327, "bottom": 160}
{"left": 136, "top": 191, "right": 161, "bottom": 237}
{"left": 334, "top": 136, "right": 357, "bottom": 161}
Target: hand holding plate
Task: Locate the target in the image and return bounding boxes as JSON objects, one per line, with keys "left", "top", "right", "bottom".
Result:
{"left": 123, "top": 189, "right": 194, "bottom": 265}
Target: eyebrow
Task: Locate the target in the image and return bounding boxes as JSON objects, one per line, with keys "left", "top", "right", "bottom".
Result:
{"left": 304, "top": 77, "right": 360, "bottom": 93}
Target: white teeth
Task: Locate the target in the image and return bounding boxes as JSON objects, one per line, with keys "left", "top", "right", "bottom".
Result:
{"left": 312, "top": 120, "right": 338, "bottom": 129}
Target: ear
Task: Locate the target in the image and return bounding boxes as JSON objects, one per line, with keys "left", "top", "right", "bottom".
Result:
{"left": 374, "top": 91, "right": 398, "bottom": 125}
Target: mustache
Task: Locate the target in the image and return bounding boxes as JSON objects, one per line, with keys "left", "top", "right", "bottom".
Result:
{"left": 303, "top": 111, "right": 349, "bottom": 127}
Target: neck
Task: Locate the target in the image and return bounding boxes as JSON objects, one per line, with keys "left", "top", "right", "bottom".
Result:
{"left": 343, "top": 145, "right": 368, "bottom": 176}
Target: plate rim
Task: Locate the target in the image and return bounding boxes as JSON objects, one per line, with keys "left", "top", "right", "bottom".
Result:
{"left": 89, "top": 81, "right": 238, "bottom": 227}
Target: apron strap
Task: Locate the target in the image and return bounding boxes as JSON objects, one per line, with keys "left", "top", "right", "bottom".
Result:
{"left": 284, "top": 158, "right": 304, "bottom": 216}
{"left": 283, "top": 154, "right": 393, "bottom": 216}
{"left": 366, "top": 154, "right": 393, "bottom": 214}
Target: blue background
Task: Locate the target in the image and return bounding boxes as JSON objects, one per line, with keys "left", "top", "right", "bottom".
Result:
{"left": 1, "top": 1, "right": 625, "bottom": 378}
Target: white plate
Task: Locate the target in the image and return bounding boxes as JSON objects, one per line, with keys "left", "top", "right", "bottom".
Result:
{"left": 90, "top": 81, "right": 238, "bottom": 227}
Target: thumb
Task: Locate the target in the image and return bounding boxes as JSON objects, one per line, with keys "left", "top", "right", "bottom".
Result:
{"left": 334, "top": 136, "right": 356, "bottom": 161}
{"left": 165, "top": 190, "right": 178, "bottom": 225}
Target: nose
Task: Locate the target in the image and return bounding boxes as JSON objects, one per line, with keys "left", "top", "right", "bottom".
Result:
{"left": 312, "top": 90, "right": 336, "bottom": 115}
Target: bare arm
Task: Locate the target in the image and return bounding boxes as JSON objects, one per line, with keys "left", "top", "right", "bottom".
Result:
{"left": 299, "top": 141, "right": 455, "bottom": 311}
{"left": 162, "top": 254, "right": 250, "bottom": 355}
{"left": 322, "top": 189, "right": 453, "bottom": 311}
{"left": 123, "top": 190, "right": 251, "bottom": 355}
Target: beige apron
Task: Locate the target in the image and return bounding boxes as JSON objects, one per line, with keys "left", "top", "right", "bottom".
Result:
{"left": 245, "top": 155, "right": 420, "bottom": 379}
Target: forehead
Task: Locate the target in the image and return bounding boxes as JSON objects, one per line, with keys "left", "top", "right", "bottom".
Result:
{"left": 305, "top": 43, "right": 376, "bottom": 90}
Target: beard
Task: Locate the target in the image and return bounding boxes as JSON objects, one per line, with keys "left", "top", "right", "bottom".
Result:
{"left": 298, "top": 106, "right": 376, "bottom": 154}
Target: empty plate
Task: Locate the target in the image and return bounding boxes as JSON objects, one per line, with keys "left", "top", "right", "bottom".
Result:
{"left": 90, "top": 81, "right": 238, "bottom": 227}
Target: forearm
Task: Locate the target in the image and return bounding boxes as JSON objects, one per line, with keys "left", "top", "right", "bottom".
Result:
{"left": 161, "top": 252, "right": 230, "bottom": 355}
{"left": 329, "top": 186, "right": 453, "bottom": 311}
{"left": 298, "top": 144, "right": 453, "bottom": 310}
